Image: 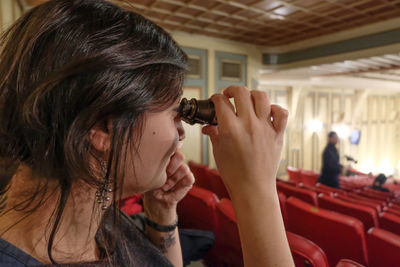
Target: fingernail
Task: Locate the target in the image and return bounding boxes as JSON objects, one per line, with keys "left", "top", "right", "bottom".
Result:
{"left": 162, "top": 184, "right": 170, "bottom": 191}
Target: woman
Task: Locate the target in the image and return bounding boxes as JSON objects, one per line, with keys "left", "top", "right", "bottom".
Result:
{"left": 0, "top": 0, "right": 293, "bottom": 266}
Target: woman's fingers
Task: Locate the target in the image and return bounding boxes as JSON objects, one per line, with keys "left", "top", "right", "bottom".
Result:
{"left": 223, "top": 86, "right": 253, "bottom": 118}
{"left": 270, "top": 104, "right": 289, "bottom": 134}
{"left": 163, "top": 163, "right": 189, "bottom": 191}
{"left": 210, "top": 93, "right": 235, "bottom": 128}
{"left": 202, "top": 125, "right": 219, "bottom": 144}
{"left": 159, "top": 172, "right": 194, "bottom": 203}
{"left": 251, "top": 90, "right": 270, "bottom": 120}
{"left": 166, "top": 151, "right": 185, "bottom": 177}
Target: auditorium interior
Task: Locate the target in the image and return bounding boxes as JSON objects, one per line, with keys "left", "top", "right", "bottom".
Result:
{"left": 3, "top": 0, "right": 400, "bottom": 266}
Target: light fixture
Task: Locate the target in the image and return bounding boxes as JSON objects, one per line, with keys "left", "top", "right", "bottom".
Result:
{"left": 332, "top": 124, "right": 350, "bottom": 139}
{"left": 307, "top": 120, "right": 323, "bottom": 132}
{"left": 360, "top": 159, "right": 374, "bottom": 174}
{"left": 377, "top": 158, "right": 394, "bottom": 176}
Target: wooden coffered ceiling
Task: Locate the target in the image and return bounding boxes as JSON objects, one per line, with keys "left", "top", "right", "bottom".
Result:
{"left": 24, "top": 0, "right": 400, "bottom": 82}
{"left": 26, "top": 0, "right": 400, "bottom": 47}
{"left": 120, "top": 0, "right": 400, "bottom": 46}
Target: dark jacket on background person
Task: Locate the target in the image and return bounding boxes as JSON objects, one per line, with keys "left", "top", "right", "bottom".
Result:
{"left": 318, "top": 143, "right": 341, "bottom": 188}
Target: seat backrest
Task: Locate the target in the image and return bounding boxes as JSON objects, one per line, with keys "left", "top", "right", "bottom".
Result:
{"left": 318, "top": 194, "right": 378, "bottom": 230}
{"left": 215, "top": 198, "right": 243, "bottom": 267}
{"left": 177, "top": 186, "right": 219, "bottom": 233}
{"left": 388, "top": 202, "right": 400, "bottom": 211}
{"left": 317, "top": 183, "right": 348, "bottom": 196}
{"left": 346, "top": 193, "right": 384, "bottom": 211}
{"left": 288, "top": 166, "right": 302, "bottom": 183}
{"left": 383, "top": 206, "right": 400, "bottom": 217}
{"left": 366, "top": 227, "right": 400, "bottom": 267}
{"left": 207, "top": 169, "right": 230, "bottom": 200}
{"left": 358, "top": 191, "right": 390, "bottom": 202}
{"left": 286, "top": 231, "right": 329, "bottom": 267}
{"left": 188, "top": 161, "right": 212, "bottom": 191}
{"left": 378, "top": 212, "right": 400, "bottom": 236}
{"left": 363, "top": 186, "right": 393, "bottom": 198}
{"left": 335, "top": 259, "right": 366, "bottom": 267}
{"left": 277, "top": 178, "right": 297, "bottom": 186}
{"left": 278, "top": 191, "right": 288, "bottom": 228}
{"left": 336, "top": 195, "right": 381, "bottom": 213}
{"left": 300, "top": 171, "right": 319, "bottom": 186}
{"left": 299, "top": 184, "right": 334, "bottom": 197}
{"left": 277, "top": 182, "right": 318, "bottom": 206}
{"left": 286, "top": 197, "right": 368, "bottom": 266}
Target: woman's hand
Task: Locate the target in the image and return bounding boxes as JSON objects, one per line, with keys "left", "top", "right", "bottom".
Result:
{"left": 143, "top": 150, "right": 195, "bottom": 225}
{"left": 203, "top": 86, "right": 294, "bottom": 267}
{"left": 202, "top": 85, "right": 288, "bottom": 197}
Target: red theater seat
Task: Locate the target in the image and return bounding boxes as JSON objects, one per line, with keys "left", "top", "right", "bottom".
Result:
{"left": 119, "top": 194, "right": 143, "bottom": 216}
{"left": 277, "top": 178, "right": 297, "bottom": 186}
{"left": 358, "top": 190, "right": 391, "bottom": 202}
{"left": 378, "top": 212, "right": 400, "bottom": 236}
{"left": 188, "top": 161, "right": 212, "bottom": 191}
{"left": 207, "top": 169, "right": 230, "bottom": 200}
{"left": 278, "top": 191, "right": 288, "bottom": 227}
{"left": 336, "top": 194, "right": 381, "bottom": 213}
{"left": 388, "top": 202, "right": 400, "bottom": 211}
{"left": 318, "top": 194, "right": 378, "bottom": 230}
{"left": 363, "top": 186, "right": 393, "bottom": 198}
{"left": 177, "top": 186, "right": 219, "bottom": 233}
{"left": 335, "top": 259, "right": 365, "bottom": 267}
{"left": 214, "top": 199, "right": 243, "bottom": 267}
{"left": 286, "top": 197, "right": 368, "bottom": 266}
{"left": 286, "top": 231, "right": 329, "bottom": 267}
{"left": 367, "top": 227, "right": 400, "bottom": 267}
{"left": 383, "top": 206, "right": 400, "bottom": 217}
{"left": 317, "top": 183, "right": 348, "bottom": 195}
{"left": 277, "top": 182, "right": 318, "bottom": 206}
{"left": 288, "top": 166, "right": 302, "bottom": 183}
{"left": 299, "top": 184, "right": 334, "bottom": 197}
{"left": 348, "top": 192, "right": 386, "bottom": 207}
{"left": 300, "top": 170, "right": 319, "bottom": 186}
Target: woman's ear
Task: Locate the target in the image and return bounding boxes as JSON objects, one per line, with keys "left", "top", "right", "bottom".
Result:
{"left": 89, "top": 121, "right": 112, "bottom": 152}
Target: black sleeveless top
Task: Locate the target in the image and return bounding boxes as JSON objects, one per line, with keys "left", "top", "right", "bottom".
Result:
{"left": 0, "top": 209, "right": 173, "bottom": 267}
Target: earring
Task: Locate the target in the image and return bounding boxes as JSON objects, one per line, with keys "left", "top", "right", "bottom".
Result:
{"left": 95, "top": 159, "right": 113, "bottom": 210}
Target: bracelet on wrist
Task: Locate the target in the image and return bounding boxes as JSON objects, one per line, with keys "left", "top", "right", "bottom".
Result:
{"left": 144, "top": 215, "right": 178, "bottom": 232}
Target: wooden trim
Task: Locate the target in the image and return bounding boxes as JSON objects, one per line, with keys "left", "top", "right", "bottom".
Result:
{"left": 182, "top": 86, "right": 204, "bottom": 164}
{"left": 0, "top": 1, "right": 3, "bottom": 31}
{"left": 15, "top": 0, "right": 24, "bottom": 14}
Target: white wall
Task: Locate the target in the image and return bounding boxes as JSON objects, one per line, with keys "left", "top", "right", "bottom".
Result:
{"left": 259, "top": 82, "right": 400, "bottom": 178}
{"left": 172, "top": 31, "right": 263, "bottom": 96}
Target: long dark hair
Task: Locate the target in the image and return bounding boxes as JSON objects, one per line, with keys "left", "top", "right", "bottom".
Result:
{"left": 0, "top": 0, "right": 187, "bottom": 265}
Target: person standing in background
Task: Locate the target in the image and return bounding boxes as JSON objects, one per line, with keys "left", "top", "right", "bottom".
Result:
{"left": 318, "top": 131, "right": 343, "bottom": 188}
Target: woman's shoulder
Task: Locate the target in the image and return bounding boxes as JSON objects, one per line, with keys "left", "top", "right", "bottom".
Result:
{"left": 0, "top": 238, "right": 42, "bottom": 267}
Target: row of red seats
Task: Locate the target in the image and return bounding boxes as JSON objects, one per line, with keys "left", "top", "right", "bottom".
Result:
{"left": 277, "top": 180, "right": 400, "bottom": 237}
{"left": 177, "top": 185, "right": 393, "bottom": 267}
{"left": 177, "top": 185, "right": 328, "bottom": 266}
{"left": 187, "top": 162, "right": 400, "bottom": 266}
{"left": 287, "top": 166, "right": 400, "bottom": 196}
{"left": 285, "top": 196, "right": 400, "bottom": 266}
{"left": 281, "top": 174, "right": 400, "bottom": 215}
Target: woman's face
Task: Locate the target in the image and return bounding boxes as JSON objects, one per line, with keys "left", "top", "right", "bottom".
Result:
{"left": 121, "top": 98, "right": 185, "bottom": 196}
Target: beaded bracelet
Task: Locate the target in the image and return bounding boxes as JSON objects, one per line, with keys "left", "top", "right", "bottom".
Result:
{"left": 144, "top": 216, "right": 178, "bottom": 232}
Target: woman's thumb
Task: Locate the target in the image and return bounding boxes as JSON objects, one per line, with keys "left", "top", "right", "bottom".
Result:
{"left": 202, "top": 125, "right": 219, "bottom": 144}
